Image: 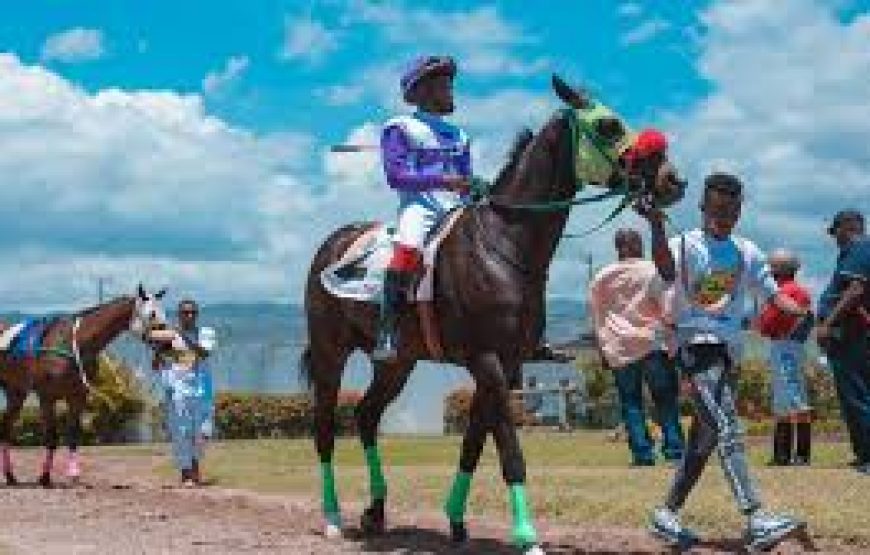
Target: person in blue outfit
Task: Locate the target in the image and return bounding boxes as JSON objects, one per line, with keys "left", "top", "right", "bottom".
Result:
{"left": 816, "top": 210, "right": 869, "bottom": 474}
{"left": 149, "top": 298, "right": 217, "bottom": 486}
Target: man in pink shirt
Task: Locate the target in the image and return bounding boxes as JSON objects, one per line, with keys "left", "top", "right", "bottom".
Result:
{"left": 589, "top": 228, "right": 685, "bottom": 465}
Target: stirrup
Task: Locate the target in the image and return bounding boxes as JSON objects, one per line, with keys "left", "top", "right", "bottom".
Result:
{"left": 372, "top": 334, "right": 398, "bottom": 362}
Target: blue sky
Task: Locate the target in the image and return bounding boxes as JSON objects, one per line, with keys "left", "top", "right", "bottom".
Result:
{"left": 0, "top": 0, "right": 868, "bottom": 310}
{"left": 2, "top": 1, "right": 707, "bottom": 132}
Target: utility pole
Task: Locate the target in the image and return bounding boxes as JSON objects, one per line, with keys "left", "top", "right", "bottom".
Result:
{"left": 578, "top": 251, "right": 595, "bottom": 331}
{"left": 96, "top": 276, "right": 111, "bottom": 303}
{"left": 585, "top": 253, "right": 594, "bottom": 290}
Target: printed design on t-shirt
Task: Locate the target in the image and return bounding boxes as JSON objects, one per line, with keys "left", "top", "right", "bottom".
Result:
{"left": 691, "top": 267, "right": 738, "bottom": 312}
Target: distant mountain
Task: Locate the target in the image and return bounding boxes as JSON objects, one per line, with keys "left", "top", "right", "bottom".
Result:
{"left": 0, "top": 299, "right": 591, "bottom": 433}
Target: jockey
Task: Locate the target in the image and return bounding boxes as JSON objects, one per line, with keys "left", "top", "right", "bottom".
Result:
{"left": 373, "top": 55, "right": 471, "bottom": 361}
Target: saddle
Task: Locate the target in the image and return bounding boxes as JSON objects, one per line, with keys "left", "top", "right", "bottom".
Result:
{"left": 320, "top": 208, "right": 466, "bottom": 359}
{"left": 320, "top": 208, "right": 465, "bottom": 303}
{"left": 0, "top": 318, "right": 53, "bottom": 360}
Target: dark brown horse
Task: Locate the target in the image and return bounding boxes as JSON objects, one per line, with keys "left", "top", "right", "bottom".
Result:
{"left": 301, "top": 76, "right": 684, "bottom": 551}
{"left": 0, "top": 285, "right": 167, "bottom": 487}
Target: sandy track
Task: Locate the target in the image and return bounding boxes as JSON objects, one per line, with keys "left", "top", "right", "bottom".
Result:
{"left": 0, "top": 450, "right": 835, "bottom": 554}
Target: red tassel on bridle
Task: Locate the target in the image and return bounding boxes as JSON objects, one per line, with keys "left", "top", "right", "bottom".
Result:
{"left": 623, "top": 128, "right": 668, "bottom": 171}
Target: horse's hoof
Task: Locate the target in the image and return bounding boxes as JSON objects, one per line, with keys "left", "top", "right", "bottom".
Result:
{"left": 4, "top": 472, "right": 17, "bottom": 486}
{"left": 324, "top": 522, "right": 342, "bottom": 540}
{"left": 38, "top": 473, "right": 52, "bottom": 488}
{"left": 449, "top": 521, "right": 469, "bottom": 544}
{"left": 523, "top": 544, "right": 546, "bottom": 555}
{"left": 361, "top": 505, "right": 385, "bottom": 535}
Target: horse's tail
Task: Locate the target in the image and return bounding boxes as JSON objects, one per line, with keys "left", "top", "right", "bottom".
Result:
{"left": 299, "top": 345, "right": 314, "bottom": 393}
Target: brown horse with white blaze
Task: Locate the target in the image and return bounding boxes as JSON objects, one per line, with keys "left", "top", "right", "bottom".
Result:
{"left": 301, "top": 75, "right": 685, "bottom": 551}
{"left": 0, "top": 285, "right": 167, "bottom": 487}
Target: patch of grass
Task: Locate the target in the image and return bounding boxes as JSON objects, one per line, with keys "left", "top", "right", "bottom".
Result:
{"left": 184, "top": 432, "right": 869, "bottom": 546}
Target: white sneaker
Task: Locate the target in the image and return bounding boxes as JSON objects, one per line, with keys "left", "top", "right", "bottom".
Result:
{"left": 649, "top": 506, "right": 700, "bottom": 548}
{"left": 745, "top": 510, "right": 803, "bottom": 551}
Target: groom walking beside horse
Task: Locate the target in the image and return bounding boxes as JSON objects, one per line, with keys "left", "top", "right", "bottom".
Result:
{"left": 303, "top": 54, "right": 685, "bottom": 552}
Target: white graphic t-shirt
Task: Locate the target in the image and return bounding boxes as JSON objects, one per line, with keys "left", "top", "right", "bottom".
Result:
{"left": 669, "top": 228, "right": 778, "bottom": 354}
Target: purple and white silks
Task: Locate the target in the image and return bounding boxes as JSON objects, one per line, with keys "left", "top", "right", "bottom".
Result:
{"left": 380, "top": 111, "right": 472, "bottom": 250}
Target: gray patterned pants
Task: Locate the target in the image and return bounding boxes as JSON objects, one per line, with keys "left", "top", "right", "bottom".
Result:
{"left": 665, "top": 343, "right": 761, "bottom": 515}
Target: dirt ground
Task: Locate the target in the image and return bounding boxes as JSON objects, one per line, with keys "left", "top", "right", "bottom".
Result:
{"left": 0, "top": 448, "right": 846, "bottom": 554}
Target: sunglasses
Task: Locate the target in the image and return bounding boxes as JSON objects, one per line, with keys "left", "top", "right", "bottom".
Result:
{"left": 180, "top": 310, "right": 198, "bottom": 315}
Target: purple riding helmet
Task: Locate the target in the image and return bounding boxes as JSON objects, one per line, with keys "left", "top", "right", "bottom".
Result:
{"left": 400, "top": 55, "right": 457, "bottom": 103}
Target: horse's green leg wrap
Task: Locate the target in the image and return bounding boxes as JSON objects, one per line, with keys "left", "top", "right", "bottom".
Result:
{"left": 444, "top": 470, "right": 473, "bottom": 523}
{"left": 364, "top": 445, "right": 387, "bottom": 501}
{"left": 320, "top": 460, "right": 341, "bottom": 526}
{"left": 508, "top": 483, "right": 537, "bottom": 547}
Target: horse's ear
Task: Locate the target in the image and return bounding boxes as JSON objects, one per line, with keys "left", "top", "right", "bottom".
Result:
{"left": 551, "top": 74, "right": 590, "bottom": 110}
{"left": 155, "top": 288, "right": 166, "bottom": 299}
{"left": 137, "top": 283, "right": 146, "bottom": 300}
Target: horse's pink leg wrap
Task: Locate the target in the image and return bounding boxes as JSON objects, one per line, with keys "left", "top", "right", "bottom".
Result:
{"left": 1, "top": 444, "right": 11, "bottom": 475}
{"left": 67, "top": 450, "right": 81, "bottom": 479}
{"left": 40, "top": 449, "right": 55, "bottom": 476}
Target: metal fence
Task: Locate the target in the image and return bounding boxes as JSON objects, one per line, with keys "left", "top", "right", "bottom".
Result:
{"left": 515, "top": 385, "right": 620, "bottom": 431}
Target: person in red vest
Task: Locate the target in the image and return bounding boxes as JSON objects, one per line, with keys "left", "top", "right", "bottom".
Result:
{"left": 755, "top": 249, "right": 814, "bottom": 465}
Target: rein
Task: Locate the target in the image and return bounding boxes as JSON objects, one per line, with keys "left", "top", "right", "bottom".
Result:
{"left": 483, "top": 108, "right": 641, "bottom": 237}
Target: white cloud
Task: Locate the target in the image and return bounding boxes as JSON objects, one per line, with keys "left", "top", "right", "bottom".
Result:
{"left": 323, "top": 122, "right": 384, "bottom": 191}
{"left": 342, "top": 2, "right": 542, "bottom": 79}
{"left": 0, "top": 54, "right": 332, "bottom": 309}
{"left": 621, "top": 18, "right": 672, "bottom": 45}
{"left": 463, "top": 51, "right": 549, "bottom": 77}
{"left": 665, "top": 0, "right": 870, "bottom": 291}
{"left": 618, "top": 2, "right": 644, "bottom": 18}
{"left": 278, "top": 16, "right": 339, "bottom": 64}
{"left": 0, "top": 252, "right": 291, "bottom": 313}
{"left": 348, "top": 2, "right": 526, "bottom": 46}
{"left": 202, "top": 55, "right": 250, "bottom": 95}
{"left": 41, "top": 28, "right": 105, "bottom": 63}
{"left": 456, "top": 89, "right": 558, "bottom": 177}
{"left": 458, "top": 90, "right": 555, "bottom": 132}
{"left": 316, "top": 84, "right": 365, "bottom": 106}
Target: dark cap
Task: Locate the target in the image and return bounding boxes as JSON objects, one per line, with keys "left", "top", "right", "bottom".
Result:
{"left": 828, "top": 210, "right": 864, "bottom": 235}
{"left": 400, "top": 56, "right": 456, "bottom": 104}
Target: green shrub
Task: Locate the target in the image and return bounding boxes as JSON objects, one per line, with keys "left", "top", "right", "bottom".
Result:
{"left": 442, "top": 343, "right": 846, "bottom": 434}
{"left": 735, "top": 352, "right": 841, "bottom": 422}
{"left": 443, "top": 388, "right": 473, "bottom": 434}
{"left": 213, "top": 390, "right": 362, "bottom": 439}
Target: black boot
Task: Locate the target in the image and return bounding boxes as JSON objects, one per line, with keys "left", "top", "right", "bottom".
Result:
{"left": 372, "top": 269, "right": 408, "bottom": 362}
{"left": 794, "top": 422, "right": 811, "bottom": 465}
{"left": 769, "top": 422, "right": 792, "bottom": 466}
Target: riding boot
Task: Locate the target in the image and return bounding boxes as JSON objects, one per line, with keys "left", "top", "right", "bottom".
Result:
{"left": 372, "top": 269, "right": 408, "bottom": 362}
{"left": 769, "top": 421, "right": 792, "bottom": 466}
{"left": 794, "top": 422, "right": 811, "bottom": 465}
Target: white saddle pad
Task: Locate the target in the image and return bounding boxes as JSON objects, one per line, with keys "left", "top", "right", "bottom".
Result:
{"left": 320, "top": 210, "right": 464, "bottom": 303}
{"left": 0, "top": 322, "right": 27, "bottom": 351}
{"left": 320, "top": 225, "right": 394, "bottom": 302}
